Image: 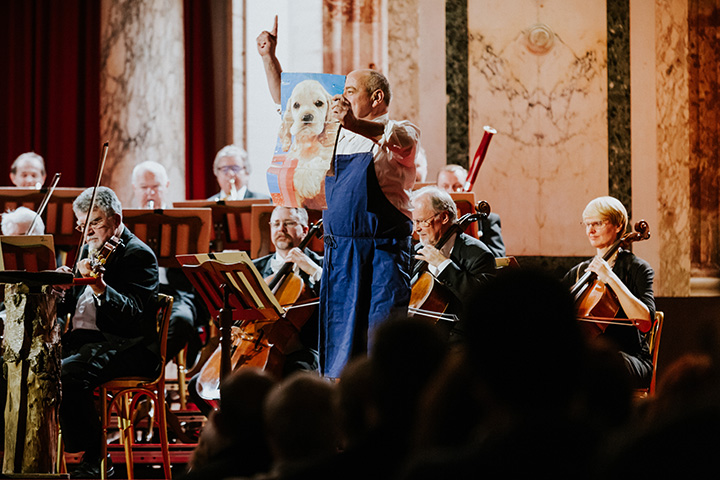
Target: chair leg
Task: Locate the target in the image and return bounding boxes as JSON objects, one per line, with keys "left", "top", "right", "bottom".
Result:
{"left": 100, "top": 388, "right": 109, "bottom": 480}
{"left": 156, "top": 388, "right": 173, "bottom": 479}
{"left": 57, "top": 428, "right": 66, "bottom": 474}
{"left": 176, "top": 349, "right": 187, "bottom": 410}
{"left": 119, "top": 394, "right": 135, "bottom": 479}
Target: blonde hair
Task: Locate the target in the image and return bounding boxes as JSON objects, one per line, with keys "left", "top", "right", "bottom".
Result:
{"left": 583, "top": 196, "right": 628, "bottom": 238}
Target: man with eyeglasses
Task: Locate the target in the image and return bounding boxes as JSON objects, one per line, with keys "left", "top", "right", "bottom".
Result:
{"left": 208, "top": 144, "right": 270, "bottom": 201}
{"left": 437, "top": 164, "right": 506, "bottom": 258}
{"left": 54, "top": 186, "right": 160, "bottom": 479}
{"left": 411, "top": 186, "right": 495, "bottom": 342}
{"left": 253, "top": 206, "right": 322, "bottom": 373}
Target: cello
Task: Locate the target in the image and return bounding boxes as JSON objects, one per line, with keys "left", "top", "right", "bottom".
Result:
{"left": 408, "top": 201, "right": 491, "bottom": 323}
{"left": 570, "top": 220, "right": 651, "bottom": 336}
{"left": 195, "top": 219, "right": 323, "bottom": 400}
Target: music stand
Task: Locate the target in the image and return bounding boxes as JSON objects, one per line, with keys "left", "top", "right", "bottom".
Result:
{"left": 122, "top": 208, "right": 212, "bottom": 268}
{"left": 0, "top": 187, "right": 84, "bottom": 265}
{"left": 178, "top": 252, "right": 283, "bottom": 392}
{"left": 173, "top": 199, "right": 272, "bottom": 252}
{"left": 0, "top": 235, "right": 57, "bottom": 272}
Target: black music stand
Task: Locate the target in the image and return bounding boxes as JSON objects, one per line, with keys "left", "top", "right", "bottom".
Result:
{"left": 178, "top": 252, "right": 283, "bottom": 399}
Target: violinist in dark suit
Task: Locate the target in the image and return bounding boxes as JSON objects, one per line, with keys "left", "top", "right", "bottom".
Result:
{"left": 55, "top": 186, "right": 160, "bottom": 479}
{"left": 411, "top": 186, "right": 495, "bottom": 341}
{"left": 562, "top": 196, "right": 654, "bottom": 388}
{"left": 437, "top": 164, "right": 506, "bottom": 258}
{"left": 253, "top": 206, "right": 323, "bottom": 374}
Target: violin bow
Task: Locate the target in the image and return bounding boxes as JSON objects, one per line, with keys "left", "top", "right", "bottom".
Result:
{"left": 73, "top": 142, "right": 109, "bottom": 275}
{"left": 26, "top": 172, "right": 61, "bottom": 234}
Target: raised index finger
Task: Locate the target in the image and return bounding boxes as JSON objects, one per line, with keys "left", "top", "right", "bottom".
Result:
{"left": 271, "top": 15, "right": 278, "bottom": 36}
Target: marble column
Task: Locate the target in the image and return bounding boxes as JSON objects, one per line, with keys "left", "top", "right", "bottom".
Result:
{"left": 99, "top": 0, "right": 185, "bottom": 207}
{"left": 467, "top": 0, "right": 609, "bottom": 256}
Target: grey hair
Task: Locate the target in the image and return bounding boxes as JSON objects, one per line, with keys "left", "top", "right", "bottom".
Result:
{"left": 132, "top": 160, "right": 169, "bottom": 186}
{"left": 439, "top": 164, "right": 468, "bottom": 181}
{"left": 272, "top": 206, "right": 309, "bottom": 228}
{"left": 213, "top": 145, "right": 250, "bottom": 174}
{"left": 1, "top": 206, "right": 45, "bottom": 235}
{"left": 11, "top": 152, "right": 46, "bottom": 175}
{"left": 73, "top": 186, "right": 123, "bottom": 218}
{"left": 364, "top": 70, "right": 392, "bottom": 107}
{"left": 412, "top": 186, "right": 457, "bottom": 223}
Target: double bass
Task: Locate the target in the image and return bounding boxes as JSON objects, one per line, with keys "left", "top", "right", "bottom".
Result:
{"left": 570, "top": 220, "right": 651, "bottom": 335}
{"left": 408, "top": 201, "right": 491, "bottom": 323}
{"left": 195, "top": 219, "right": 323, "bottom": 400}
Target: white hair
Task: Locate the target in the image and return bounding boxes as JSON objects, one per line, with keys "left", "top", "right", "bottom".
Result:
{"left": 1, "top": 206, "right": 45, "bottom": 235}
{"left": 132, "top": 161, "right": 169, "bottom": 186}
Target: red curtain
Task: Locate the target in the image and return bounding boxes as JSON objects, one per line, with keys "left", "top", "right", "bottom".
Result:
{"left": 0, "top": 0, "right": 100, "bottom": 188}
{"left": 184, "top": 0, "right": 218, "bottom": 200}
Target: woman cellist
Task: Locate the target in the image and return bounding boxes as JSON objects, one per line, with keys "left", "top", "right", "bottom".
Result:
{"left": 563, "top": 196, "right": 655, "bottom": 388}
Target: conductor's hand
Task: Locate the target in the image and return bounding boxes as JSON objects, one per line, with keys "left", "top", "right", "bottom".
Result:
{"left": 415, "top": 244, "right": 448, "bottom": 269}
{"left": 331, "top": 95, "right": 357, "bottom": 130}
{"left": 257, "top": 15, "right": 278, "bottom": 57}
{"left": 285, "top": 247, "right": 321, "bottom": 278}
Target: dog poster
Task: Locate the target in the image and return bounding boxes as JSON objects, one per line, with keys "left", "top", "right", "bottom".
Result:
{"left": 266, "top": 72, "right": 344, "bottom": 210}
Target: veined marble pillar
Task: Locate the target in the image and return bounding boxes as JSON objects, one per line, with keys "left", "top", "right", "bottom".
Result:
{"left": 100, "top": 0, "right": 185, "bottom": 207}
{"left": 468, "top": 0, "right": 609, "bottom": 256}
{"left": 632, "top": 0, "right": 691, "bottom": 296}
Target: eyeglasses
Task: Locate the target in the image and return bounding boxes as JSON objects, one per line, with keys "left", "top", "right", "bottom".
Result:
{"left": 215, "top": 165, "right": 246, "bottom": 175}
{"left": 581, "top": 220, "right": 607, "bottom": 230}
{"left": 76, "top": 216, "right": 108, "bottom": 233}
{"left": 413, "top": 212, "right": 441, "bottom": 229}
{"left": 269, "top": 220, "right": 300, "bottom": 229}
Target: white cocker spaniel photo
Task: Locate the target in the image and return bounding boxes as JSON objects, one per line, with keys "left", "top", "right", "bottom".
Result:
{"left": 279, "top": 79, "right": 338, "bottom": 209}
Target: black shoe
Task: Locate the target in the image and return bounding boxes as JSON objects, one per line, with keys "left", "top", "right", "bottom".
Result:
{"left": 70, "top": 454, "right": 114, "bottom": 479}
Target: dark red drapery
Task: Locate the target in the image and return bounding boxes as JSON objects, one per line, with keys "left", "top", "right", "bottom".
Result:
{"left": 184, "top": 0, "right": 218, "bottom": 200}
{"left": 0, "top": 0, "right": 100, "bottom": 189}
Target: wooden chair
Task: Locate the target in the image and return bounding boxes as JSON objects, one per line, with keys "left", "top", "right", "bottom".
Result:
{"left": 99, "top": 294, "right": 174, "bottom": 479}
{"left": 635, "top": 310, "right": 664, "bottom": 398}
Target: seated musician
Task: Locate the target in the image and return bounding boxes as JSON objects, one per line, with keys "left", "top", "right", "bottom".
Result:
{"left": 253, "top": 205, "right": 322, "bottom": 374}
{"left": 131, "top": 161, "right": 205, "bottom": 366}
{"left": 55, "top": 187, "right": 160, "bottom": 479}
{"left": 207, "top": 145, "right": 270, "bottom": 201}
{"left": 9, "top": 151, "right": 46, "bottom": 188}
{"left": 1, "top": 206, "right": 45, "bottom": 235}
{"left": 562, "top": 196, "right": 655, "bottom": 388}
{"left": 411, "top": 186, "right": 496, "bottom": 341}
{"left": 437, "top": 164, "right": 505, "bottom": 258}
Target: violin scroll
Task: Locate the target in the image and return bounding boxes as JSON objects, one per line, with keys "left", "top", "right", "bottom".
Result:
{"left": 475, "top": 200, "right": 491, "bottom": 217}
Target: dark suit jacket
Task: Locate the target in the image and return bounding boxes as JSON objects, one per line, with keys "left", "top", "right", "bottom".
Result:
{"left": 207, "top": 189, "right": 270, "bottom": 201}
{"left": 478, "top": 212, "right": 505, "bottom": 258}
{"left": 413, "top": 233, "right": 495, "bottom": 339}
{"left": 61, "top": 226, "right": 160, "bottom": 354}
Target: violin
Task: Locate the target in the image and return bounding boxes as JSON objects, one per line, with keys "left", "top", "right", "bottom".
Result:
{"left": 571, "top": 220, "right": 650, "bottom": 335}
{"left": 408, "top": 201, "right": 491, "bottom": 323}
{"left": 73, "top": 235, "right": 123, "bottom": 286}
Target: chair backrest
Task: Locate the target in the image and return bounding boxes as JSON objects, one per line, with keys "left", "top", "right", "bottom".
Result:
{"left": 156, "top": 293, "right": 174, "bottom": 367}
{"left": 647, "top": 310, "right": 664, "bottom": 395}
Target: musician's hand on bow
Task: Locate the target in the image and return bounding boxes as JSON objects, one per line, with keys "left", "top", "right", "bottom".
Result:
{"left": 256, "top": 15, "right": 278, "bottom": 58}
{"left": 285, "top": 247, "right": 322, "bottom": 279}
{"left": 415, "top": 244, "right": 448, "bottom": 269}
{"left": 51, "top": 265, "right": 74, "bottom": 295}
{"left": 77, "top": 258, "right": 108, "bottom": 296}
{"left": 586, "top": 256, "right": 615, "bottom": 285}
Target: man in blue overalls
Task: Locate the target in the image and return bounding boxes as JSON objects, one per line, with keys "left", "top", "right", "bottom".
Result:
{"left": 258, "top": 19, "right": 420, "bottom": 377}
